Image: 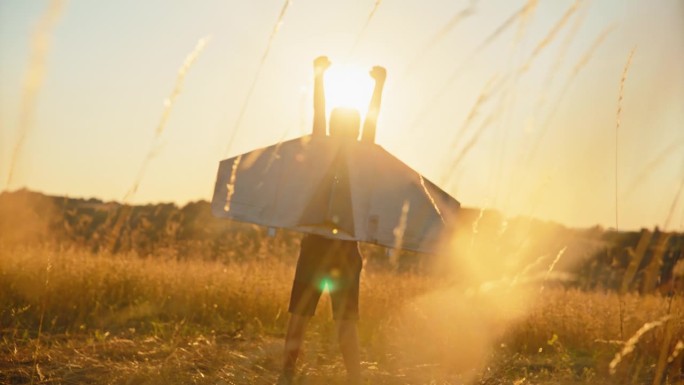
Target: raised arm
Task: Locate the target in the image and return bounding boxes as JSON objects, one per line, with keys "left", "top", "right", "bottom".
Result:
{"left": 312, "top": 56, "right": 331, "bottom": 137}
{"left": 361, "top": 66, "right": 386, "bottom": 143}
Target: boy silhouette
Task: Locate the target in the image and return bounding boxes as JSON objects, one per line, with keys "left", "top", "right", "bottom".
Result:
{"left": 277, "top": 56, "right": 386, "bottom": 385}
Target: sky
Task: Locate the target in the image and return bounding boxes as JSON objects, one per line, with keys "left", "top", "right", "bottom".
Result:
{"left": 1, "top": 0, "right": 683, "bottom": 230}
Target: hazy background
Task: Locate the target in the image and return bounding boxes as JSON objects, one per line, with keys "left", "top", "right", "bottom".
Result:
{"left": 1, "top": 0, "right": 682, "bottom": 230}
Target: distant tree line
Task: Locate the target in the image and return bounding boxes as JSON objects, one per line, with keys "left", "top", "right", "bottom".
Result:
{"left": 1, "top": 189, "right": 681, "bottom": 294}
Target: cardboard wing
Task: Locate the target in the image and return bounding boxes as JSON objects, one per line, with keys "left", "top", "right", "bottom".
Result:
{"left": 211, "top": 135, "right": 460, "bottom": 254}
{"left": 345, "top": 143, "right": 460, "bottom": 253}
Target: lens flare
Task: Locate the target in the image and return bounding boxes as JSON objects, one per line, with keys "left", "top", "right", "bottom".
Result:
{"left": 319, "top": 277, "right": 335, "bottom": 292}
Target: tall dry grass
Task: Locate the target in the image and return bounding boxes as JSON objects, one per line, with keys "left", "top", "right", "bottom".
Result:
{"left": 2, "top": 244, "right": 683, "bottom": 384}
{"left": 614, "top": 47, "right": 636, "bottom": 233}
{"left": 124, "top": 36, "right": 211, "bottom": 202}
{"left": 5, "top": 0, "right": 66, "bottom": 190}
{"left": 519, "top": 0, "right": 580, "bottom": 74}
{"left": 223, "top": 0, "right": 293, "bottom": 156}
{"left": 348, "top": 0, "right": 384, "bottom": 56}
{"left": 526, "top": 24, "right": 616, "bottom": 168}
{"left": 400, "top": 0, "right": 476, "bottom": 77}
{"left": 407, "top": 4, "right": 525, "bottom": 133}
{"left": 0, "top": 246, "right": 288, "bottom": 336}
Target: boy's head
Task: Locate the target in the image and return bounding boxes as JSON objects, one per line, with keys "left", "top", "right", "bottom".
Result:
{"left": 329, "top": 107, "right": 360, "bottom": 140}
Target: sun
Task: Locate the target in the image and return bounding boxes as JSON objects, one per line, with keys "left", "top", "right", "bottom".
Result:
{"left": 324, "top": 64, "right": 374, "bottom": 115}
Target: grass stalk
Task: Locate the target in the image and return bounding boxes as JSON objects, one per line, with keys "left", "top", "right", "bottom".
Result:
{"left": 5, "top": 0, "right": 66, "bottom": 190}
{"left": 223, "top": 0, "right": 292, "bottom": 156}
{"left": 614, "top": 47, "right": 636, "bottom": 233}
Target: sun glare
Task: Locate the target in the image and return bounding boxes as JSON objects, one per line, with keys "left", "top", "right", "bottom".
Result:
{"left": 324, "top": 65, "right": 374, "bottom": 115}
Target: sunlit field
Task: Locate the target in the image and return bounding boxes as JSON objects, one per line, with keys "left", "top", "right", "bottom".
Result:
{"left": 1, "top": 244, "right": 682, "bottom": 384}
{"left": 2, "top": 0, "right": 684, "bottom": 384}
{"left": 1, "top": 193, "right": 683, "bottom": 384}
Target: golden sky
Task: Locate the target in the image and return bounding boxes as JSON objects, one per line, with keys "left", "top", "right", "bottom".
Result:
{"left": 1, "top": 0, "right": 683, "bottom": 230}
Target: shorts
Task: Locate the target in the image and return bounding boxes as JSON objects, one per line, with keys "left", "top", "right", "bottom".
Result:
{"left": 288, "top": 234, "right": 362, "bottom": 320}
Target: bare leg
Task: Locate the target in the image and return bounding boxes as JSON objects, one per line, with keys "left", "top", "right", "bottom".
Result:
{"left": 336, "top": 319, "right": 361, "bottom": 384}
{"left": 280, "top": 314, "right": 310, "bottom": 383}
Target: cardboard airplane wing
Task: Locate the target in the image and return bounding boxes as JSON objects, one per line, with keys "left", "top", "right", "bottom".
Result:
{"left": 211, "top": 135, "right": 460, "bottom": 254}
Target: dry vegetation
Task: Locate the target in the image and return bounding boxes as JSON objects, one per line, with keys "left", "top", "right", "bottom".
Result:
{"left": 1, "top": 233, "right": 683, "bottom": 384}
{"left": 1, "top": 191, "right": 683, "bottom": 384}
